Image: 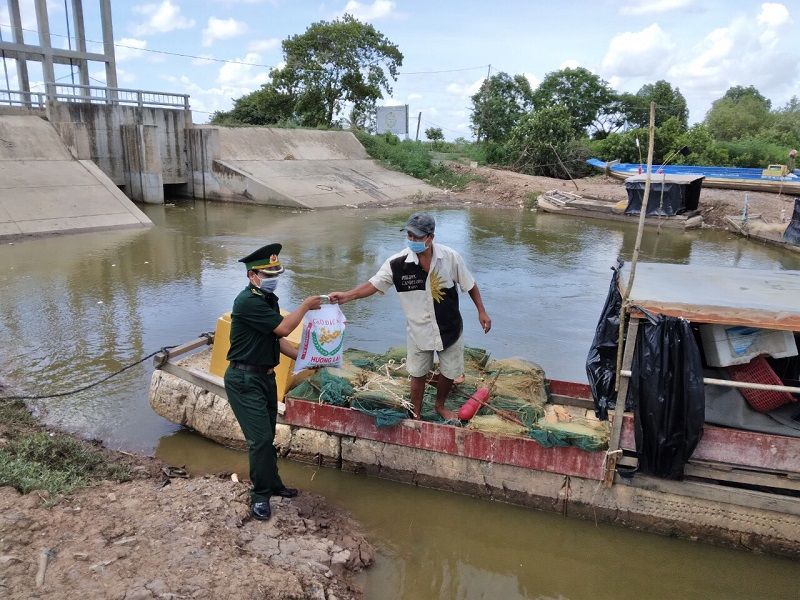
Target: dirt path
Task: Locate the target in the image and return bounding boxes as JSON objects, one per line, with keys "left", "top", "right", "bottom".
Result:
{"left": 0, "top": 399, "right": 373, "bottom": 600}
{"left": 0, "top": 475, "right": 373, "bottom": 600}
{"left": 441, "top": 163, "right": 797, "bottom": 228}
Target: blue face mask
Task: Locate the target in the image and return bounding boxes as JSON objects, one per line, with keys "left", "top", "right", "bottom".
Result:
{"left": 406, "top": 239, "right": 428, "bottom": 254}
{"left": 258, "top": 276, "right": 278, "bottom": 294}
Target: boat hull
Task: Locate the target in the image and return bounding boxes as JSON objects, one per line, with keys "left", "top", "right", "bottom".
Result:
{"left": 538, "top": 193, "right": 703, "bottom": 230}
{"left": 149, "top": 352, "right": 800, "bottom": 559}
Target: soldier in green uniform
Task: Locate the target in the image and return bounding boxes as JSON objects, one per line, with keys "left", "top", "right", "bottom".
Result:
{"left": 224, "top": 243, "right": 321, "bottom": 521}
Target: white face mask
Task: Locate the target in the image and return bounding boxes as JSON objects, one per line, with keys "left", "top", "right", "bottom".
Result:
{"left": 257, "top": 274, "right": 278, "bottom": 293}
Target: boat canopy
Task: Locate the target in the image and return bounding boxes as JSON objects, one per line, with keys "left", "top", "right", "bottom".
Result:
{"left": 618, "top": 263, "right": 800, "bottom": 331}
{"left": 624, "top": 174, "right": 704, "bottom": 216}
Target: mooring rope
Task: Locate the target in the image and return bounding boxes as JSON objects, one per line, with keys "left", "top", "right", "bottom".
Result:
{"left": 0, "top": 345, "right": 179, "bottom": 401}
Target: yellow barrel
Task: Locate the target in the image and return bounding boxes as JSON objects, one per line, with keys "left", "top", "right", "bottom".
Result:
{"left": 209, "top": 311, "right": 305, "bottom": 401}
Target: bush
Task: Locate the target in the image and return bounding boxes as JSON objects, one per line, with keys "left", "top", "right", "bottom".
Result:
{"left": 354, "top": 130, "right": 481, "bottom": 190}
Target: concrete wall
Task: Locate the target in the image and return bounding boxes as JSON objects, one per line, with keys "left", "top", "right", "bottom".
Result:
{"left": 185, "top": 126, "right": 437, "bottom": 209}
{"left": 0, "top": 115, "right": 152, "bottom": 238}
{"left": 47, "top": 102, "right": 191, "bottom": 186}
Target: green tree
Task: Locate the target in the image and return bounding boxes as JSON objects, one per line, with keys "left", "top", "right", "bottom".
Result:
{"left": 504, "top": 105, "right": 588, "bottom": 177}
{"left": 764, "top": 96, "right": 800, "bottom": 147}
{"left": 470, "top": 72, "right": 534, "bottom": 143}
{"left": 213, "top": 15, "right": 403, "bottom": 128}
{"left": 532, "top": 67, "right": 616, "bottom": 136}
{"left": 621, "top": 80, "right": 689, "bottom": 130}
{"left": 424, "top": 127, "right": 444, "bottom": 143}
{"left": 705, "top": 85, "right": 772, "bottom": 140}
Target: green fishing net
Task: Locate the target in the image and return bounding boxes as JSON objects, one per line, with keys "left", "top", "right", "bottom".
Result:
{"left": 285, "top": 347, "right": 608, "bottom": 451}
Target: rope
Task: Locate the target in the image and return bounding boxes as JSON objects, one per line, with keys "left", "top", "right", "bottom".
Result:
{"left": 0, "top": 345, "right": 177, "bottom": 401}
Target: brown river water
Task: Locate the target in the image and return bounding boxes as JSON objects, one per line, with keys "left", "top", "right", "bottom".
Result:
{"left": 2, "top": 201, "right": 799, "bottom": 599}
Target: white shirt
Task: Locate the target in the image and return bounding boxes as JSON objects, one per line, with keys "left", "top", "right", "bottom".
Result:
{"left": 369, "top": 243, "right": 475, "bottom": 351}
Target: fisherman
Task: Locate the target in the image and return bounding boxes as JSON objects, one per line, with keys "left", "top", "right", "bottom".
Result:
{"left": 328, "top": 212, "right": 491, "bottom": 421}
{"left": 224, "top": 243, "right": 322, "bottom": 521}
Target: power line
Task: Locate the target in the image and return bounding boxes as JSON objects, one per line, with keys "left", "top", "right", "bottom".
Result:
{"left": 0, "top": 23, "right": 489, "bottom": 76}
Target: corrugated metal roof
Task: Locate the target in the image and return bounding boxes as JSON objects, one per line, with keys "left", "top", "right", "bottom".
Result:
{"left": 618, "top": 263, "right": 800, "bottom": 331}
{"left": 624, "top": 174, "right": 705, "bottom": 184}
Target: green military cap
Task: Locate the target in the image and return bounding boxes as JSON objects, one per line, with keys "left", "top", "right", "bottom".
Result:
{"left": 239, "top": 243, "right": 285, "bottom": 274}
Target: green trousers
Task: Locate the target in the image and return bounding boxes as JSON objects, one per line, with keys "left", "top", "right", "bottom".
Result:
{"left": 224, "top": 368, "right": 284, "bottom": 503}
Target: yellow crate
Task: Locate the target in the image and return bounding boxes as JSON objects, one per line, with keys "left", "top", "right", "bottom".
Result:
{"left": 209, "top": 311, "right": 305, "bottom": 401}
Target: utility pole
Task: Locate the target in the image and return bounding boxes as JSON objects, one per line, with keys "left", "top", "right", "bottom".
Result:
{"left": 415, "top": 111, "right": 422, "bottom": 142}
{"left": 475, "top": 64, "right": 492, "bottom": 143}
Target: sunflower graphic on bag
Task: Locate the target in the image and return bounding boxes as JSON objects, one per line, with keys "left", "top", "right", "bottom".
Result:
{"left": 293, "top": 304, "right": 347, "bottom": 373}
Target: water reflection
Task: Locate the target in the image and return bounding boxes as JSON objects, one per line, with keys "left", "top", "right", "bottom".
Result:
{"left": 2, "top": 202, "right": 799, "bottom": 451}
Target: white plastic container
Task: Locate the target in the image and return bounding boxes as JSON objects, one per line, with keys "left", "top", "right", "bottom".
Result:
{"left": 699, "top": 324, "right": 798, "bottom": 367}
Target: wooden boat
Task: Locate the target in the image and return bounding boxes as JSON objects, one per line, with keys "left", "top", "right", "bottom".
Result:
{"left": 149, "top": 264, "right": 800, "bottom": 558}
{"left": 538, "top": 189, "right": 703, "bottom": 229}
{"left": 724, "top": 215, "right": 800, "bottom": 254}
{"left": 588, "top": 158, "right": 800, "bottom": 195}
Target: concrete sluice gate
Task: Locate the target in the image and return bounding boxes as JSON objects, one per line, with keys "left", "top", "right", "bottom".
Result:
{"left": 0, "top": 115, "right": 152, "bottom": 238}
{"left": 0, "top": 106, "right": 437, "bottom": 239}
{"left": 191, "top": 127, "right": 438, "bottom": 209}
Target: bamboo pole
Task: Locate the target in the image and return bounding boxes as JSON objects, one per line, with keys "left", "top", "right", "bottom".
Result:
{"left": 613, "top": 101, "right": 656, "bottom": 391}
{"left": 619, "top": 370, "right": 800, "bottom": 395}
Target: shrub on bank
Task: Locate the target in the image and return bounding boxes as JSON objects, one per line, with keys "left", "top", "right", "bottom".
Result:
{"left": 0, "top": 401, "right": 132, "bottom": 502}
{"left": 353, "top": 130, "right": 483, "bottom": 190}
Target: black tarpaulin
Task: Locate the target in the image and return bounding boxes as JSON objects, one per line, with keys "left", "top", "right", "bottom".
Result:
{"left": 783, "top": 197, "right": 800, "bottom": 245}
{"left": 586, "top": 261, "right": 625, "bottom": 420}
{"left": 624, "top": 174, "right": 704, "bottom": 217}
{"left": 628, "top": 312, "right": 705, "bottom": 479}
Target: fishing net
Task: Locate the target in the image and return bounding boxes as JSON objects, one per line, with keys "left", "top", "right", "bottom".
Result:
{"left": 285, "top": 347, "right": 608, "bottom": 451}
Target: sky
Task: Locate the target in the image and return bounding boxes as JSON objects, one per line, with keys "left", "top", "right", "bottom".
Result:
{"left": 1, "top": 0, "right": 799, "bottom": 139}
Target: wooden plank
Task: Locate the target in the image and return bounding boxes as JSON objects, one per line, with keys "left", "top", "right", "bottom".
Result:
{"left": 605, "top": 317, "right": 640, "bottom": 485}
{"left": 685, "top": 463, "right": 800, "bottom": 493}
{"left": 153, "top": 335, "right": 214, "bottom": 365}
{"left": 160, "top": 361, "right": 227, "bottom": 400}
{"left": 621, "top": 473, "right": 800, "bottom": 517}
{"left": 550, "top": 394, "right": 594, "bottom": 410}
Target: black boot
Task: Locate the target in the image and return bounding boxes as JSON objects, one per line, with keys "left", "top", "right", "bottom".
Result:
{"left": 251, "top": 500, "right": 272, "bottom": 520}
{"left": 272, "top": 486, "right": 299, "bottom": 498}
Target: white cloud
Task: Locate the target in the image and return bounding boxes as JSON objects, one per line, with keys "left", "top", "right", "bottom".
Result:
{"left": 407, "top": 93, "right": 423, "bottom": 101}
{"left": 666, "top": 7, "right": 796, "bottom": 97}
{"left": 560, "top": 59, "right": 580, "bottom": 70}
{"left": 758, "top": 2, "right": 791, "bottom": 27}
{"left": 115, "top": 38, "right": 148, "bottom": 62}
{"left": 523, "top": 72, "right": 540, "bottom": 90}
{"left": 132, "top": 1, "right": 195, "bottom": 36}
{"left": 340, "top": 0, "right": 396, "bottom": 21}
{"left": 601, "top": 24, "right": 675, "bottom": 77}
{"left": 216, "top": 52, "right": 269, "bottom": 88}
{"left": 248, "top": 38, "right": 281, "bottom": 53}
{"left": 620, "top": 0, "right": 693, "bottom": 15}
{"left": 202, "top": 17, "right": 249, "bottom": 47}
{"left": 446, "top": 77, "right": 485, "bottom": 98}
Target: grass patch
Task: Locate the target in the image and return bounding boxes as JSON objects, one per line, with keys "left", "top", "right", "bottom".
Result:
{"left": 525, "top": 191, "right": 540, "bottom": 210}
{"left": 354, "top": 131, "right": 483, "bottom": 191}
{"left": 0, "top": 402, "right": 132, "bottom": 501}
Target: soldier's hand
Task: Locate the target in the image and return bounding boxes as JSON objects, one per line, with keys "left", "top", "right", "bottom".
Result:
{"left": 304, "top": 295, "right": 323, "bottom": 310}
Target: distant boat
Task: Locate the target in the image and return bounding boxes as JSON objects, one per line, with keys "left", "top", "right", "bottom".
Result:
{"left": 538, "top": 173, "right": 704, "bottom": 230}
{"left": 724, "top": 197, "right": 800, "bottom": 253}
{"left": 588, "top": 158, "right": 800, "bottom": 194}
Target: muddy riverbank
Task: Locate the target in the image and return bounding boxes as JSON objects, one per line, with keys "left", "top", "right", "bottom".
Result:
{"left": 0, "top": 402, "right": 373, "bottom": 600}
{"left": 439, "top": 163, "right": 796, "bottom": 228}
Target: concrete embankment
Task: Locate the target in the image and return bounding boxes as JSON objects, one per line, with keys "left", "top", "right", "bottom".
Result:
{"left": 189, "top": 127, "right": 437, "bottom": 209}
{"left": 0, "top": 115, "right": 151, "bottom": 239}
